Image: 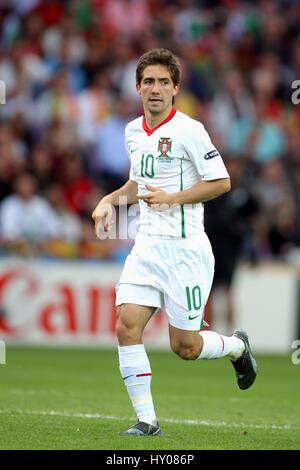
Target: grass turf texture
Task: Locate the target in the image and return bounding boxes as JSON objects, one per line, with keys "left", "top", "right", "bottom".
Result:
{"left": 0, "top": 347, "right": 299, "bottom": 450}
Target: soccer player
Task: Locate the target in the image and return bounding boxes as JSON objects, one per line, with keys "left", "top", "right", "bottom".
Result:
{"left": 92, "top": 49, "right": 257, "bottom": 436}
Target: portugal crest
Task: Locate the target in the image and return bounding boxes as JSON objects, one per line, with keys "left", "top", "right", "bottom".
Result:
{"left": 157, "top": 137, "right": 173, "bottom": 161}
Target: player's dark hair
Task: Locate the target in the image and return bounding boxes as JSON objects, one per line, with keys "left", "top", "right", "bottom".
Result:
{"left": 136, "top": 48, "right": 181, "bottom": 86}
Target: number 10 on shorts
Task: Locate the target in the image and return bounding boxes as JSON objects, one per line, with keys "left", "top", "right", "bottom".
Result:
{"left": 185, "top": 285, "right": 202, "bottom": 311}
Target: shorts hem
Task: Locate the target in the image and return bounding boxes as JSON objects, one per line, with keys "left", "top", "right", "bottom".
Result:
{"left": 115, "top": 298, "right": 162, "bottom": 309}
{"left": 168, "top": 318, "right": 203, "bottom": 331}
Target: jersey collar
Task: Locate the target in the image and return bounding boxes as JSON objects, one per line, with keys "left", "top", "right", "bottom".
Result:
{"left": 142, "top": 107, "right": 177, "bottom": 136}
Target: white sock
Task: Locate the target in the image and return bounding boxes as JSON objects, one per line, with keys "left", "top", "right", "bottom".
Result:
{"left": 118, "top": 344, "right": 157, "bottom": 426}
{"left": 198, "top": 330, "right": 244, "bottom": 360}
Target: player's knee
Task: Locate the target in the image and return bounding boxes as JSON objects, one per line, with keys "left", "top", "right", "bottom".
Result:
{"left": 115, "top": 315, "right": 139, "bottom": 343}
{"left": 115, "top": 316, "right": 131, "bottom": 341}
{"left": 173, "top": 344, "right": 199, "bottom": 361}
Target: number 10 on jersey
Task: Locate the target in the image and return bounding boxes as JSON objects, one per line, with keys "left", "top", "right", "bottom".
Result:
{"left": 185, "top": 285, "right": 202, "bottom": 311}
{"left": 141, "top": 154, "right": 155, "bottom": 178}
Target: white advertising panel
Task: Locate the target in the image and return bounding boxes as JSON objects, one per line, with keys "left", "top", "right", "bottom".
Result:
{"left": 0, "top": 258, "right": 169, "bottom": 347}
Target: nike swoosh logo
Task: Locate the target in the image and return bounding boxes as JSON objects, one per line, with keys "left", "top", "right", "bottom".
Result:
{"left": 130, "top": 147, "right": 139, "bottom": 154}
{"left": 188, "top": 314, "right": 201, "bottom": 320}
{"left": 123, "top": 374, "right": 134, "bottom": 380}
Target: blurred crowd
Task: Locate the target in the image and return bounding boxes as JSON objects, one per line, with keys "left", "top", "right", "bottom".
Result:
{"left": 0, "top": 0, "right": 300, "bottom": 266}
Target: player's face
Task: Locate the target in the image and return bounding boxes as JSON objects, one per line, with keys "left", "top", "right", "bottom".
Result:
{"left": 137, "top": 65, "right": 179, "bottom": 116}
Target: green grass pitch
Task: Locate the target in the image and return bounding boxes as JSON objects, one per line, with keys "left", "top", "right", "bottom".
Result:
{"left": 0, "top": 347, "right": 299, "bottom": 450}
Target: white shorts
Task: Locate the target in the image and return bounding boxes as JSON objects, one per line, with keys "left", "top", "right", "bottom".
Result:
{"left": 116, "top": 232, "right": 214, "bottom": 331}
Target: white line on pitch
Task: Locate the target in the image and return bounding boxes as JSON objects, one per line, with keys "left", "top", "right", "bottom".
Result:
{"left": 0, "top": 409, "right": 298, "bottom": 431}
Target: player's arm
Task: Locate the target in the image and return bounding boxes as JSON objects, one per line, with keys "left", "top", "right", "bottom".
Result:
{"left": 137, "top": 178, "right": 230, "bottom": 207}
{"left": 92, "top": 180, "right": 138, "bottom": 235}
{"left": 171, "top": 177, "right": 231, "bottom": 205}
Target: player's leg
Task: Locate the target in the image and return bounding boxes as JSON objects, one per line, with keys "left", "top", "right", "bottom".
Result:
{"left": 169, "top": 323, "right": 244, "bottom": 361}
{"left": 116, "top": 284, "right": 163, "bottom": 435}
{"left": 165, "top": 233, "right": 256, "bottom": 389}
{"left": 165, "top": 256, "right": 245, "bottom": 362}
{"left": 167, "top": 299, "right": 257, "bottom": 390}
{"left": 116, "top": 302, "right": 154, "bottom": 346}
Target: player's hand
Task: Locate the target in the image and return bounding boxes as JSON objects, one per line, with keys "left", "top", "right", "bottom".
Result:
{"left": 137, "top": 184, "right": 173, "bottom": 210}
{"left": 92, "top": 203, "right": 113, "bottom": 238}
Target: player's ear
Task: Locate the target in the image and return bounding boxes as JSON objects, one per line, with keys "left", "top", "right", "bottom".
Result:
{"left": 173, "top": 84, "right": 180, "bottom": 97}
{"left": 136, "top": 83, "right": 141, "bottom": 95}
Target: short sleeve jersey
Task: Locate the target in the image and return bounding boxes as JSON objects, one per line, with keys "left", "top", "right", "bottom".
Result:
{"left": 125, "top": 108, "right": 229, "bottom": 238}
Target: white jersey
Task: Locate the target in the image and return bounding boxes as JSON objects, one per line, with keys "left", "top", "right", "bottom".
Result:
{"left": 125, "top": 108, "right": 229, "bottom": 238}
